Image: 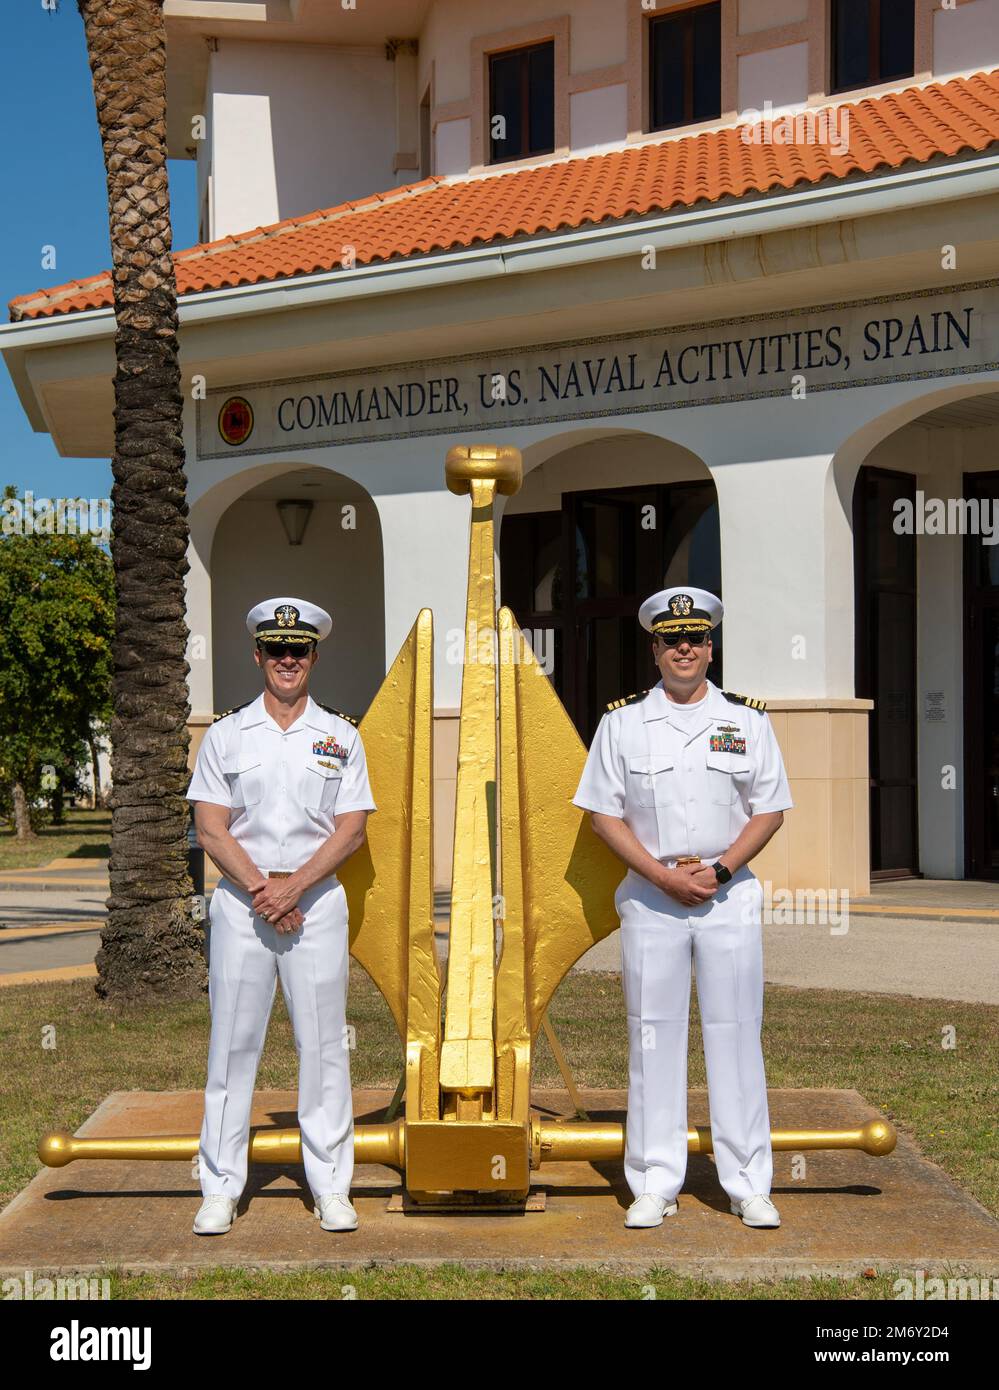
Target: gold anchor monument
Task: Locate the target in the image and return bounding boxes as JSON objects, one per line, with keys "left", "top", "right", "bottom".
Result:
{"left": 39, "top": 444, "right": 896, "bottom": 1201}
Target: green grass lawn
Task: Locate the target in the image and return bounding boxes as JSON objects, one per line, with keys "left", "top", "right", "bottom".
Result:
{"left": 0, "top": 808, "right": 111, "bottom": 871}
{"left": 1, "top": 967, "right": 995, "bottom": 1299}
{"left": 94, "top": 1264, "right": 904, "bottom": 1300}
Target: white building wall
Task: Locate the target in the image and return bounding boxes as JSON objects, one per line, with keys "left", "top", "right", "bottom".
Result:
{"left": 933, "top": 0, "right": 999, "bottom": 79}
{"left": 435, "top": 118, "right": 472, "bottom": 176}
{"left": 570, "top": 84, "right": 628, "bottom": 152}
{"left": 208, "top": 39, "right": 403, "bottom": 240}
{"left": 185, "top": 539, "right": 215, "bottom": 716}
{"left": 913, "top": 428, "right": 966, "bottom": 880}
{"left": 195, "top": 113, "right": 211, "bottom": 243}
{"left": 738, "top": 0, "right": 810, "bottom": 35}
{"left": 738, "top": 42, "right": 810, "bottom": 116}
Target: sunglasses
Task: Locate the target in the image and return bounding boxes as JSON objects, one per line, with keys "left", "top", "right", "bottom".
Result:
{"left": 259, "top": 641, "right": 314, "bottom": 660}
{"left": 657, "top": 629, "right": 709, "bottom": 648}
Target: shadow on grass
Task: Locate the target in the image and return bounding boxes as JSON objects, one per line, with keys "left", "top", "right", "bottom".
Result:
{"left": 66, "top": 843, "right": 111, "bottom": 859}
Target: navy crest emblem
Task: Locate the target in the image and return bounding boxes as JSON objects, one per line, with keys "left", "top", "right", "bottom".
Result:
{"left": 275, "top": 604, "right": 299, "bottom": 628}
{"left": 668, "top": 593, "right": 693, "bottom": 618}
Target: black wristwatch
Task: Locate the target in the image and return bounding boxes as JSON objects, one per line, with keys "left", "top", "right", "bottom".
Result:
{"left": 712, "top": 860, "right": 733, "bottom": 884}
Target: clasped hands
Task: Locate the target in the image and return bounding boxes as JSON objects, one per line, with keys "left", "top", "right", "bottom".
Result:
{"left": 249, "top": 858, "right": 725, "bottom": 922}
{"left": 658, "top": 860, "right": 723, "bottom": 906}
{"left": 249, "top": 875, "right": 304, "bottom": 934}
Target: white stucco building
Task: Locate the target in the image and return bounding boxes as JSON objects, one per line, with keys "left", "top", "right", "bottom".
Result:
{"left": 5, "top": 0, "right": 999, "bottom": 891}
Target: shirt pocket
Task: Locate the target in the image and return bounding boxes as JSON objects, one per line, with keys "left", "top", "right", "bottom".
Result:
{"left": 223, "top": 756, "right": 264, "bottom": 808}
{"left": 627, "top": 754, "right": 675, "bottom": 808}
{"left": 705, "top": 751, "right": 751, "bottom": 805}
{"left": 304, "top": 762, "right": 343, "bottom": 814}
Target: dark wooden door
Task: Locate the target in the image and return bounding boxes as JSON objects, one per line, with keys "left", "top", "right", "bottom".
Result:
{"left": 854, "top": 466, "right": 919, "bottom": 877}
{"left": 500, "top": 481, "right": 720, "bottom": 743}
{"left": 964, "top": 471, "right": 999, "bottom": 878}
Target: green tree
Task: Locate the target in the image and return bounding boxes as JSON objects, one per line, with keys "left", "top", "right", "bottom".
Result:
{"left": 0, "top": 502, "right": 114, "bottom": 840}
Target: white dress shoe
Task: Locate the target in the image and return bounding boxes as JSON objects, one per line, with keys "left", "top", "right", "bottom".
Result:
{"left": 193, "top": 1195, "right": 237, "bottom": 1235}
{"left": 624, "top": 1193, "right": 678, "bottom": 1228}
{"left": 731, "top": 1194, "right": 781, "bottom": 1227}
{"left": 314, "top": 1193, "right": 358, "bottom": 1232}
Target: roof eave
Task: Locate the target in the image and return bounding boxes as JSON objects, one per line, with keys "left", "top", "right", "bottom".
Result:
{"left": 4, "top": 149, "right": 999, "bottom": 358}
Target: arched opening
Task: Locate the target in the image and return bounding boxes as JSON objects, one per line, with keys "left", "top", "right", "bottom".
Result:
{"left": 208, "top": 465, "right": 385, "bottom": 719}
{"left": 500, "top": 430, "right": 718, "bottom": 741}
{"left": 845, "top": 387, "right": 999, "bottom": 880}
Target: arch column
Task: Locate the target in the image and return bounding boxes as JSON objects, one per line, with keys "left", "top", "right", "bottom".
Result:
{"left": 710, "top": 448, "right": 870, "bottom": 895}
{"left": 710, "top": 451, "right": 855, "bottom": 698}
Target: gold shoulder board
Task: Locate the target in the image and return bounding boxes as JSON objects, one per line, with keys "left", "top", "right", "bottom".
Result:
{"left": 318, "top": 702, "right": 359, "bottom": 727}
{"left": 605, "top": 689, "right": 650, "bottom": 713}
{"left": 212, "top": 701, "right": 249, "bottom": 724}
{"left": 722, "top": 690, "right": 767, "bottom": 712}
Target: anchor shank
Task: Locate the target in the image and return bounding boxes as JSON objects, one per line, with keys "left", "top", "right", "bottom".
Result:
{"left": 439, "top": 474, "right": 501, "bottom": 1104}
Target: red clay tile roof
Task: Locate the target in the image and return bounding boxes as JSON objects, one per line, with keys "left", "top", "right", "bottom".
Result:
{"left": 10, "top": 68, "right": 999, "bottom": 322}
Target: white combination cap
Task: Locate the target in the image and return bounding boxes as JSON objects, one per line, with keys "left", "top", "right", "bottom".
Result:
{"left": 245, "top": 597, "right": 332, "bottom": 644}
{"left": 638, "top": 587, "right": 722, "bottom": 635}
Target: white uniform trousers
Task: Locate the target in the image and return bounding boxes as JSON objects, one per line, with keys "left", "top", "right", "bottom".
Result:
{"left": 199, "top": 878, "right": 354, "bottom": 1202}
{"left": 617, "top": 867, "right": 772, "bottom": 1204}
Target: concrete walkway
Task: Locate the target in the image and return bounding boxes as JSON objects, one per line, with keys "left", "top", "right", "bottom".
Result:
{"left": 573, "top": 879, "right": 999, "bottom": 1003}
{"left": 575, "top": 913, "right": 999, "bottom": 1003}
{"left": 2, "top": 865, "right": 997, "bottom": 1003}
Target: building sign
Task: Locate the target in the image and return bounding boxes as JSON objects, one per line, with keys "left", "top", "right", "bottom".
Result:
{"left": 198, "top": 280, "right": 999, "bottom": 458}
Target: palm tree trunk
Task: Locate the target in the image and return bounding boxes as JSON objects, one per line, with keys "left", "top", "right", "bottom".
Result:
{"left": 78, "top": 0, "right": 204, "bottom": 999}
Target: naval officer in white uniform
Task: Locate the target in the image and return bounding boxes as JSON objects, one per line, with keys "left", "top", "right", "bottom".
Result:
{"left": 573, "top": 588, "right": 792, "bottom": 1230}
{"left": 187, "top": 598, "right": 376, "bottom": 1235}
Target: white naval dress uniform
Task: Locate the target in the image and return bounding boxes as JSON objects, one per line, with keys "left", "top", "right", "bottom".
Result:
{"left": 572, "top": 678, "right": 792, "bottom": 1204}
{"left": 186, "top": 692, "right": 376, "bottom": 1202}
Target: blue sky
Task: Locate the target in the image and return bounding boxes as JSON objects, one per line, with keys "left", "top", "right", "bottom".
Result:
{"left": 1, "top": 1, "right": 197, "bottom": 502}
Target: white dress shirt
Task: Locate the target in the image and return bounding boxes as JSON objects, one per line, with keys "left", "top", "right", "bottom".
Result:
{"left": 572, "top": 678, "right": 792, "bottom": 863}
{"left": 187, "top": 692, "right": 376, "bottom": 874}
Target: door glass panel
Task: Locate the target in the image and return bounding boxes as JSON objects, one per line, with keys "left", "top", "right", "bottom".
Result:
{"left": 965, "top": 476, "right": 999, "bottom": 589}
{"left": 575, "top": 500, "right": 630, "bottom": 599}
{"left": 527, "top": 43, "right": 555, "bottom": 155}
{"left": 531, "top": 512, "right": 562, "bottom": 613}
{"left": 650, "top": 13, "right": 686, "bottom": 130}
{"left": 879, "top": 0, "right": 915, "bottom": 81}
{"left": 873, "top": 591, "right": 915, "bottom": 784}
{"left": 981, "top": 608, "right": 999, "bottom": 870}
{"left": 864, "top": 472, "right": 912, "bottom": 587}
{"left": 833, "top": 0, "right": 873, "bottom": 90}
{"left": 489, "top": 50, "right": 523, "bottom": 162}
{"left": 691, "top": 3, "right": 721, "bottom": 121}
{"left": 581, "top": 616, "right": 640, "bottom": 743}
{"left": 854, "top": 467, "right": 917, "bottom": 874}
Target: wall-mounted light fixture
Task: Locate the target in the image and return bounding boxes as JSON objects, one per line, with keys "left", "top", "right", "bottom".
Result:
{"left": 276, "top": 499, "right": 313, "bottom": 546}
